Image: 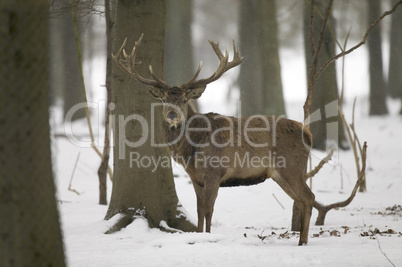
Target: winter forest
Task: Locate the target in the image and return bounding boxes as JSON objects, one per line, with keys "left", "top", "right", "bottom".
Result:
{"left": 1, "top": 0, "right": 402, "bottom": 266}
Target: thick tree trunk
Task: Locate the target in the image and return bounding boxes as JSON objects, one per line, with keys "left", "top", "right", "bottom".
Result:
{"left": 239, "top": 0, "right": 263, "bottom": 116}
{"left": 260, "top": 0, "right": 286, "bottom": 116}
{"left": 105, "top": 0, "right": 196, "bottom": 233}
{"left": 164, "top": 0, "right": 199, "bottom": 111}
{"left": 51, "top": 0, "right": 86, "bottom": 121}
{"left": 239, "top": 0, "right": 285, "bottom": 117}
{"left": 0, "top": 1, "right": 66, "bottom": 266}
{"left": 368, "top": 0, "right": 388, "bottom": 116}
{"left": 164, "top": 0, "right": 194, "bottom": 86}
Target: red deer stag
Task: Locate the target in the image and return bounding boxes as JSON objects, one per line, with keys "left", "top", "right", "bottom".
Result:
{"left": 113, "top": 34, "right": 315, "bottom": 245}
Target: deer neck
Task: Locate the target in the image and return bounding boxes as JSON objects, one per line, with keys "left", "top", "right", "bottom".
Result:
{"left": 163, "top": 107, "right": 198, "bottom": 161}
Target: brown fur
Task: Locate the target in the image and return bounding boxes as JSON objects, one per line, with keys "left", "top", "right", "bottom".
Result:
{"left": 164, "top": 107, "right": 315, "bottom": 245}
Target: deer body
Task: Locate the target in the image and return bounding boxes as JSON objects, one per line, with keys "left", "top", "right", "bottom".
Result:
{"left": 113, "top": 34, "right": 315, "bottom": 245}
{"left": 164, "top": 106, "right": 314, "bottom": 239}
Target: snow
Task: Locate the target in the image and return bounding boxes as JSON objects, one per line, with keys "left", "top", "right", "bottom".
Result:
{"left": 55, "top": 46, "right": 402, "bottom": 266}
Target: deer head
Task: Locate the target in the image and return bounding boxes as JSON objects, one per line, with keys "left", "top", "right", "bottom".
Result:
{"left": 112, "top": 34, "right": 243, "bottom": 130}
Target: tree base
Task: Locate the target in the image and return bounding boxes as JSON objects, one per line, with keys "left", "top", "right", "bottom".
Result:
{"left": 104, "top": 208, "right": 197, "bottom": 234}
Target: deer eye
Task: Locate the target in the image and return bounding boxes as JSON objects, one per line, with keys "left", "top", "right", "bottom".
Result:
{"left": 182, "top": 99, "right": 187, "bottom": 104}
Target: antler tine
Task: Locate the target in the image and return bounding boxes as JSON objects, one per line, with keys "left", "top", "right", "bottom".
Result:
{"left": 181, "top": 61, "right": 203, "bottom": 90}
{"left": 181, "top": 40, "right": 242, "bottom": 90}
{"left": 149, "top": 65, "right": 169, "bottom": 88}
{"left": 226, "top": 39, "right": 244, "bottom": 70}
{"left": 112, "top": 33, "right": 168, "bottom": 89}
{"left": 112, "top": 38, "right": 129, "bottom": 72}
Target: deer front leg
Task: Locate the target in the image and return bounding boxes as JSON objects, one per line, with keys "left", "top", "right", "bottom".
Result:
{"left": 204, "top": 180, "right": 220, "bottom": 233}
{"left": 192, "top": 182, "right": 206, "bottom": 232}
{"left": 195, "top": 192, "right": 205, "bottom": 232}
{"left": 298, "top": 184, "right": 315, "bottom": 246}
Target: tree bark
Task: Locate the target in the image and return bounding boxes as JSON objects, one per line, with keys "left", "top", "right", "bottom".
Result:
{"left": 0, "top": 1, "right": 66, "bottom": 266}
{"left": 238, "top": 0, "right": 263, "bottom": 116}
{"left": 260, "top": 0, "right": 286, "bottom": 116}
{"left": 388, "top": 0, "right": 402, "bottom": 114}
{"left": 51, "top": 0, "right": 86, "bottom": 121}
{"left": 105, "top": 0, "right": 196, "bottom": 233}
{"left": 368, "top": 0, "right": 388, "bottom": 116}
{"left": 303, "top": 0, "right": 348, "bottom": 151}
{"left": 164, "top": 0, "right": 194, "bottom": 86}
{"left": 97, "top": 0, "right": 114, "bottom": 206}
{"left": 238, "top": 0, "right": 285, "bottom": 117}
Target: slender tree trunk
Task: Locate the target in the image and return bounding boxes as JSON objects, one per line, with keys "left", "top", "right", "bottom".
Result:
{"left": 0, "top": 1, "right": 66, "bottom": 266}
{"left": 105, "top": 0, "right": 196, "bottom": 233}
{"left": 97, "top": 0, "right": 115, "bottom": 205}
{"left": 368, "top": 0, "right": 388, "bottom": 116}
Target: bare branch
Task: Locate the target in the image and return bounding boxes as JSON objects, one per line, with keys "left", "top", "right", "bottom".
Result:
{"left": 316, "top": 0, "right": 402, "bottom": 79}
{"left": 314, "top": 142, "right": 367, "bottom": 225}
{"left": 305, "top": 147, "right": 335, "bottom": 180}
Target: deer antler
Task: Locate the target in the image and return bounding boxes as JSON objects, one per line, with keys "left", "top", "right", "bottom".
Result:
{"left": 112, "top": 33, "right": 169, "bottom": 89}
{"left": 181, "top": 40, "right": 244, "bottom": 90}
{"left": 113, "top": 34, "right": 243, "bottom": 91}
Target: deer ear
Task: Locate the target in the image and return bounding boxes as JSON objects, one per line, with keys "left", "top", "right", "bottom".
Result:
{"left": 186, "top": 86, "right": 206, "bottom": 100}
{"left": 147, "top": 86, "right": 164, "bottom": 99}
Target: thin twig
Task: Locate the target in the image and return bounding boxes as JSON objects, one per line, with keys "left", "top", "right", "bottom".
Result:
{"left": 272, "top": 193, "right": 285, "bottom": 210}
{"left": 305, "top": 147, "right": 335, "bottom": 180}
{"left": 375, "top": 235, "right": 396, "bottom": 267}
{"left": 339, "top": 27, "right": 352, "bottom": 105}
{"left": 323, "top": 142, "right": 366, "bottom": 210}
{"left": 338, "top": 103, "right": 361, "bottom": 188}
{"left": 308, "top": 153, "right": 313, "bottom": 189}
{"left": 314, "top": 142, "right": 367, "bottom": 225}
{"left": 68, "top": 152, "right": 81, "bottom": 195}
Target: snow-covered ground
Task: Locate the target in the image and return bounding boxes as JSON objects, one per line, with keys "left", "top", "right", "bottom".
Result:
{"left": 54, "top": 42, "right": 402, "bottom": 266}
{"left": 55, "top": 95, "right": 402, "bottom": 266}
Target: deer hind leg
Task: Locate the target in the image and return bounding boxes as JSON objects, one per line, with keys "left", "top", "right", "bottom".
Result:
{"left": 296, "top": 183, "right": 315, "bottom": 245}
{"left": 272, "top": 172, "right": 314, "bottom": 245}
